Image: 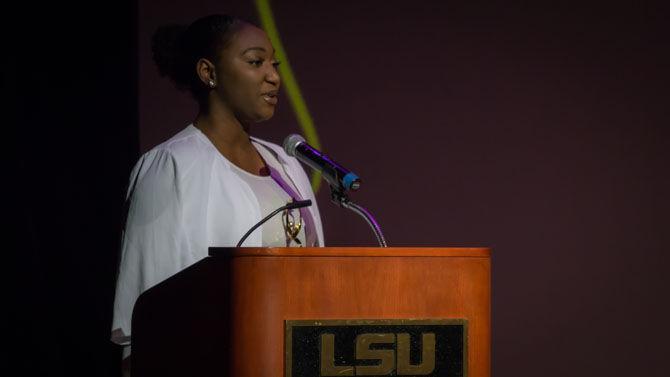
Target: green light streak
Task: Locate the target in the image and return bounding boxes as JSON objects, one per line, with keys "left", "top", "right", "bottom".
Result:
{"left": 255, "top": 0, "right": 322, "bottom": 192}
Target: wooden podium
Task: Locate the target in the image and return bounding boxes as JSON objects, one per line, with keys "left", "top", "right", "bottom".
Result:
{"left": 131, "top": 247, "right": 490, "bottom": 377}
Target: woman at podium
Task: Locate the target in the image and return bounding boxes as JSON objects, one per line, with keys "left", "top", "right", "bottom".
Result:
{"left": 110, "top": 14, "right": 324, "bottom": 375}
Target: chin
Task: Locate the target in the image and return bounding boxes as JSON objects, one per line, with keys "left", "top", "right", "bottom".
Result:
{"left": 253, "top": 110, "right": 275, "bottom": 122}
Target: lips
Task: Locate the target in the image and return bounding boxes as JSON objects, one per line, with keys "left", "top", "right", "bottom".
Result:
{"left": 262, "top": 90, "right": 278, "bottom": 105}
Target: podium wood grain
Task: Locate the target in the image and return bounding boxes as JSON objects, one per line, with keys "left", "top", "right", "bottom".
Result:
{"left": 131, "top": 247, "right": 490, "bottom": 377}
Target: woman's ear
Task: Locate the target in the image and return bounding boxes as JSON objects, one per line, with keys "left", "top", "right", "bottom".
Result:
{"left": 196, "top": 58, "right": 217, "bottom": 88}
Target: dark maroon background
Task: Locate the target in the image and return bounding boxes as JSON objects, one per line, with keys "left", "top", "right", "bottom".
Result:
{"left": 6, "top": 1, "right": 667, "bottom": 376}
{"left": 139, "top": 1, "right": 669, "bottom": 376}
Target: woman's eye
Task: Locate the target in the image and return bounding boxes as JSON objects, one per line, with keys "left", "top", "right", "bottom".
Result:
{"left": 272, "top": 61, "right": 281, "bottom": 68}
{"left": 249, "top": 60, "right": 263, "bottom": 67}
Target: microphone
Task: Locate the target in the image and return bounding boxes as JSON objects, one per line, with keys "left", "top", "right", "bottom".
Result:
{"left": 236, "top": 199, "right": 312, "bottom": 247}
{"left": 283, "top": 134, "right": 361, "bottom": 192}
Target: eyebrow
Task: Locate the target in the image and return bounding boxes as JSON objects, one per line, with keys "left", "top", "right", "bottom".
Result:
{"left": 241, "top": 47, "right": 275, "bottom": 55}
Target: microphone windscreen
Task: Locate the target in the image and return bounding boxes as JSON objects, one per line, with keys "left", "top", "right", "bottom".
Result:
{"left": 283, "top": 134, "right": 306, "bottom": 157}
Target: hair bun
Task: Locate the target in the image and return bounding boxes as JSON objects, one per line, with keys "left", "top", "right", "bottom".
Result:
{"left": 151, "top": 24, "right": 190, "bottom": 90}
{"left": 151, "top": 15, "right": 247, "bottom": 100}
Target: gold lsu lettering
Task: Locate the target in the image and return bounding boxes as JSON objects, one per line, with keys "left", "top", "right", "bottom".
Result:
{"left": 320, "top": 333, "right": 436, "bottom": 376}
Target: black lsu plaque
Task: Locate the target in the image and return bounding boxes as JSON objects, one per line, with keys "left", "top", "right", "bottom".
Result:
{"left": 285, "top": 319, "right": 467, "bottom": 377}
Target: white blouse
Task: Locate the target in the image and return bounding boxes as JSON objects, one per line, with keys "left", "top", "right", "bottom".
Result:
{"left": 111, "top": 125, "right": 324, "bottom": 347}
{"left": 231, "top": 140, "right": 318, "bottom": 247}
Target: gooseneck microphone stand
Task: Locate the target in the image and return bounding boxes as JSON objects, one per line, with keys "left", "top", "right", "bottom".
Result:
{"left": 330, "top": 187, "right": 388, "bottom": 248}
{"left": 282, "top": 134, "right": 387, "bottom": 247}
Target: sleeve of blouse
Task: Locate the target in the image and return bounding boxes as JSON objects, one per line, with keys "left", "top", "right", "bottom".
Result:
{"left": 110, "top": 148, "right": 194, "bottom": 345}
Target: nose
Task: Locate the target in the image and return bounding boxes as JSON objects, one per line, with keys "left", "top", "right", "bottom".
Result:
{"left": 265, "top": 65, "right": 280, "bottom": 87}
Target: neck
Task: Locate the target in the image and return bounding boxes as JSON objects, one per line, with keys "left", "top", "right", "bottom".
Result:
{"left": 194, "top": 101, "right": 251, "bottom": 150}
{"left": 194, "top": 101, "right": 268, "bottom": 176}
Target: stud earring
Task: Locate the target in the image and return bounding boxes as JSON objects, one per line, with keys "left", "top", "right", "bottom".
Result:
{"left": 208, "top": 80, "right": 215, "bottom": 88}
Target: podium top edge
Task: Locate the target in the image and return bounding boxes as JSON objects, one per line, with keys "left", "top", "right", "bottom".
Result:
{"left": 208, "top": 247, "right": 490, "bottom": 258}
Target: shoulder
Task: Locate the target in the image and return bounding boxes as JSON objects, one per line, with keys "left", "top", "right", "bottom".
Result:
{"left": 148, "top": 125, "right": 216, "bottom": 171}
{"left": 136, "top": 125, "right": 219, "bottom": 177}
{"left": 251, "top": 135, "right": 313, "bottom": 188}
{"left": 250, "top": 136, "right": 296, "bottom": 166}
{"left": 127, "top": 125, "right": 217, "bottom": 195}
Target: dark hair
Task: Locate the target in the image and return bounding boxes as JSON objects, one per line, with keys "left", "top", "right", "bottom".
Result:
{"left": 151, "top": 14, "right": 246, "bottom": 102}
